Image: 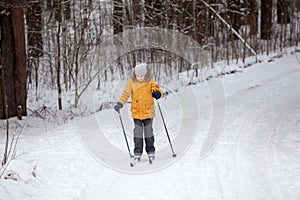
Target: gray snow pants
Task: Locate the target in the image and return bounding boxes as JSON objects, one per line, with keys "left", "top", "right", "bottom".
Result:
{"left": 133, "top": 118, "right": 155, "bottom": 156}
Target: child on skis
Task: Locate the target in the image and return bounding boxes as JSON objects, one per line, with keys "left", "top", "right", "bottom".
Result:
{"left": 114, "top": 63, "right": 163, "bottom": 163}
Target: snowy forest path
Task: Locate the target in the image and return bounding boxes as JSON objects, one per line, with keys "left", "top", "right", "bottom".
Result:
{"left": 72, "top": 55, "right": 300, "bottom": 199}
{"left": 211, "top": 59, "right": 300, "bottom": 199}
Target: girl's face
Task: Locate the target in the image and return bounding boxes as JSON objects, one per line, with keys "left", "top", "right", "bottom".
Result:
{"left": 136, "top": 74, "right": 145, "bottom": 82}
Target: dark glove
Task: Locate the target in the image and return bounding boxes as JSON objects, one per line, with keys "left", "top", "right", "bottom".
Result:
{"left": 152, "top": 91, "right": 161, "bottom": 100}
{"left": 114, "top": 102, "right": 123, "bottom": 112}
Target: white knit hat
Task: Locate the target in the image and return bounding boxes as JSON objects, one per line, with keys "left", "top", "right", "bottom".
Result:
{"left": 134, "top": 63, "right": 147, "bottom": 75}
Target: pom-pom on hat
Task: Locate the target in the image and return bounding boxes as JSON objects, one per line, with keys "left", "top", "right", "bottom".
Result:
{"left": 134, "top": 63, "right": 147, "bottom": 75}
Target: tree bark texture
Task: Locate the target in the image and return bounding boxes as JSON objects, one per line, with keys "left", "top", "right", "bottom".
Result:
{"left": 0, "top": 4, "right": 27, "bottom": 119}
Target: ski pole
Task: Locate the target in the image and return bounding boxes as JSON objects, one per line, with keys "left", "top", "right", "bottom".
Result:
{"left": 156, "top": 100, "right": 177, "bottom": 157}
{"left": 117, "top": 111, "right": 133, "bottom": 158}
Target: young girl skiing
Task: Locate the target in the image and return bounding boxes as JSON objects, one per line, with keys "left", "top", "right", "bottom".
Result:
{"left": 114, "top": 63, "right": 163, "bottom": 163}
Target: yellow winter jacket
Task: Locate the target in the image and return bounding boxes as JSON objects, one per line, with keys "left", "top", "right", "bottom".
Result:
{"left": 119, "top": 79, "right": 163, "bottom": 120}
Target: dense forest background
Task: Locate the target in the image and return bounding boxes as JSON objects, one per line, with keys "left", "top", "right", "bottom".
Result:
{"left": 1, "top": 0, "right": 300, "bottom": 117}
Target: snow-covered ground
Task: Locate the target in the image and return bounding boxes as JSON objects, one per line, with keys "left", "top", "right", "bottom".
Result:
{"left": 1, "top": 51, "right": 300, "bottom": 200}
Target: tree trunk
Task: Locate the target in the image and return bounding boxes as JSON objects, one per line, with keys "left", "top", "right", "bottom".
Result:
{"left": 113, "top": 0, "right": 124, "bottom": 35}
{"left": 0, "top": 12, "right": 15, "bottom": 118}
{"left": 56, "top": 0, "right": 63, "bottom": 110}
{"left": 0, "top": 2, "right": 27, "bottom": 119}
{"left": 277, "top": 0, "right": 290, "bottom": 24}
{"left": 261, "top": 0, "right": 272, "bottom": 40}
